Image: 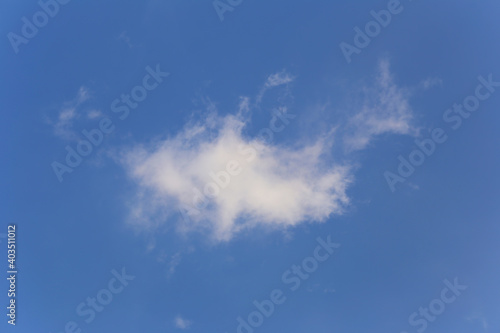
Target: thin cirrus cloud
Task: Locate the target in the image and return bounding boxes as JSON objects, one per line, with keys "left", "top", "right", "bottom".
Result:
{"left": 51, "top": 86, "right": 89, "bottom": 139}
{"left": 120, "top": 60, "right": 418, "bottom": 242}
{"left": 265, "top": 70, "right": 295, "bottom": 88}
{"left": 256, "top": 70, "right": 295, "bottom": 103}
{"left": 48, "top": 86, "right": 103, "bottom": 140}
{"left": 419, "top": 76, "right": 443, "bottom": 90}
{"left": 174, "top": 315, "right": 192, "bottom": 330}
{"left": 343, "top": 60, "right": 417, "bottom": 151}
{"left": 45, "top": 86, "right": 103, "bottom": 141}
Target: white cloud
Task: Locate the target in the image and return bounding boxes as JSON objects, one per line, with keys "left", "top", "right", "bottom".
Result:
{"left": 167, "top": 252, "right": 182, "bottom": 277}
{"left": 50, "top": 86, "right": 93, "bottom": 140}
{"left": 86, "top": 109, "right": 102, "bottom": 119}
{"left": 265, "top": 71, "right": 294, "bottom": 88}
{"left": 344, "top": 60, "right": 416, "bottom": 151}
{"left": 119, "top": 61, "right": 422, "bottom": 242}
{"left": 420, "top": 77, "right": 442, "bottom": 90}
{"left": 75, "top": 86, "right": 90, "bottom": 104}
{"left": 174, "top": 315, "right": 192, "bottom": 330}
{"left": 53, "top": 107, "right": 78, "bottom": 139}
{"left": 120, "top": 111, "right": 351, "bottom": 242}
{"left": 257, "top": 70, "right": 295, "bottom": 103}
{"left": 237, "top": 96, "right": 250, "bottom": 115}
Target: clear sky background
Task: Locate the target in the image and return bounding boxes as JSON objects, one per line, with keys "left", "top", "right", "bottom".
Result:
{"left": 1, "top": 0, "right": 500, "bottom": 332}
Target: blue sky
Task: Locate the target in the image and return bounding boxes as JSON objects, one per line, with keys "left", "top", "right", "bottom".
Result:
{"left": 1, "top": 0, "right": 500, "bottom": 332}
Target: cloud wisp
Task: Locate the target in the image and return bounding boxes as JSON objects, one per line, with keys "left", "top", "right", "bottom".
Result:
{"left": 48, "top": 86, "right": 103, "bottom": 140}
{"left": 174, "top": 315, "right": 192, "bottom": 330}
{"left": 343, "top": 60, "right": 416, "bottom": 151}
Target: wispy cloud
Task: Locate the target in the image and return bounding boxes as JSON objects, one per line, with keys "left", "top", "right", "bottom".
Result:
{"left": 419, "top": 76, "right": 443, "bottom": 90}
{"left": 466, "top": 313, "right": 489, "bottom": 331}
{"left": 167, "top": 252, "right": 182, "bottom": 277}
{"left": 49, "top": 86, "right": 95, "bottom": 140}
{"left": 86, "top": 109, "right": 103, "bottom": 119}
{"left": 174, "top": 315, "right": 192, "bottom": 330}
{"left": 55, "top": 107, "right": 77, "bottom": 138}
{"left": 265, "top": 71, "right": 295, "bottom": 88}
{"left": 257, "top": 70, "right": 295, "bottom": 103}
{"left": 343, "top": 60, "right": 416, "bottom": 151}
